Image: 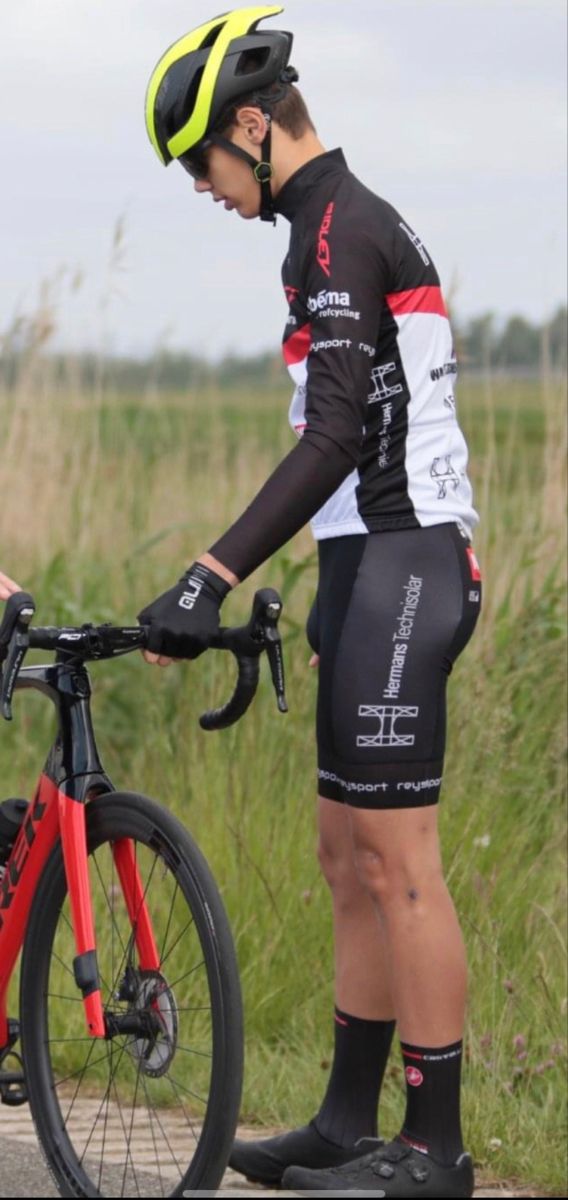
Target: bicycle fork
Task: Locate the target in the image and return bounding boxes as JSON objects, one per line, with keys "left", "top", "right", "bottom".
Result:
{"left": 58, "top": 795, "right": 160, "bottom": 1038}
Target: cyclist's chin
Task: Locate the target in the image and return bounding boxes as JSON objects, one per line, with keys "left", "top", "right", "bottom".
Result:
{"left": 235, "top": 201, "right": 260, "bottom": 221}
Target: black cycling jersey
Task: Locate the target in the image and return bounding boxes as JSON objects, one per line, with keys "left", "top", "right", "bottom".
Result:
{"left": 210, "top": 149, "right": 477, "bottom": 580}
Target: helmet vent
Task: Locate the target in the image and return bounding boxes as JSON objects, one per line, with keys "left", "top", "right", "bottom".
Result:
{"left": 200, "top": 24, "right": 224, "bottom": 50}
{"left": 179, "top": 63, "right": 205, "bottom": 126}
{"left": 236, "top": 47, "right": 270, "bottom": 75}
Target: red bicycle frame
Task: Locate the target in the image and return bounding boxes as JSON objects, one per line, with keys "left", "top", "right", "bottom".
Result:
{"left": 0, "top": 657, "right": 160, "bottom": 1053}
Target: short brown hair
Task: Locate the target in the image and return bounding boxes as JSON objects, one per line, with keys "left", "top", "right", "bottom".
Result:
{"left": 216, "top": 84, "right": 316, "bottom": 140}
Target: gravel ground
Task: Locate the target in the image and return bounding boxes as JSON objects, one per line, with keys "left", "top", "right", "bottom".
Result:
{"left": 0, "top": 1107, "right": 545, "bottom": 1197}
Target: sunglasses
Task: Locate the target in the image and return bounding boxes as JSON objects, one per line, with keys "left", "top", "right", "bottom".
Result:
{"left": 178, "top": 142, "right": 212, "bottom": 181}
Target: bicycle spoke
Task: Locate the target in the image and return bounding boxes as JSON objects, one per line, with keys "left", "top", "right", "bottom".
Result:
{"left": 110, "top": 1054, "right": 144, "bottom": 1195}
{"left": 160, "top": 913, "right": 196, "bottom": 969}
{"left": 108, "top": 845, "right": 160, "bottom": 999}
{"left": 54, "top": 1040, "right": 134, "bottom": 1092}
{"left": 46, "top": 992, "right": 84, "bottom": 1002}
{"left": 60, "top": 1036, "right": 99, "bottom": 1125}
{"left": 162, "top": 1071, "right": 209, "bottom": 1108}
{"left": 173, "top": 1044, "right": 213, "bottom": 1059}
{"left": 166, "top": 1071, "right": 203, "bottom": 1151}
{"left": 93, "top": 844, "right": 128, "bottom": 959}
{"left": 120, "top": 1049, "right": 145, "bottom": 1198}
{"left": 167, "top": 958, "right": 206, "bottom": 990}
{"left": 59, "top": 903, "right": 113, "bottom": 998}
{"left": 140, "top": 1070, "right": 182, "bottom": 1190}
{"left": 96, "top": 1038, "right": 113, "bottom": 1194}
{"left": 158, "top": 878, "right": 179, "bottom": 965}
{"left": 77, "top": 1037, "right": 130, "bottom": 1167}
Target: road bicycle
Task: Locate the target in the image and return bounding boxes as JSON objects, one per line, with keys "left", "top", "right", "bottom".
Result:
{"left": 0, "top": 588, "right": 287, "bottom": 1197}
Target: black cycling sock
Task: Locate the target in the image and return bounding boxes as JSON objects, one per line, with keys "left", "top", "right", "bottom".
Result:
{"left": 400, "top": 1039, "right": 465, "bottom": 1166}
{"left": 314, "top": 1008, "right": 396, "bottom": 1148}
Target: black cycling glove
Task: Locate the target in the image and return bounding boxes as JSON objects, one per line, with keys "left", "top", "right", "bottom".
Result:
{"left": 137, "top": 562, "right": 231, "bottom": 659}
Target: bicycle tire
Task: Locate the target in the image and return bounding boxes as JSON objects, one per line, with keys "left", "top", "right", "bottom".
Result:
{"left": 20, "top": 790, "right": 243, "bottom": 1198}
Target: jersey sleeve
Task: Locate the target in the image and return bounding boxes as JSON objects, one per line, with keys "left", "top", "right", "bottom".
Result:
{"left": 298, "top": 190, "right": 389, "bottom": 460}
{"left": 209, "top": 188, "right": 389, "bottom": 581}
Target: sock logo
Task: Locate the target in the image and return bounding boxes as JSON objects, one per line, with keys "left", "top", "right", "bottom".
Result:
{"left": 405, "top": 1065, "right": 424, "bottom": 1087}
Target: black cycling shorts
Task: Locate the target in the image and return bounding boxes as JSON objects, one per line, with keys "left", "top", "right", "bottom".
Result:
{"left": 307, "top": 523, "right": 482, "bottom": 809}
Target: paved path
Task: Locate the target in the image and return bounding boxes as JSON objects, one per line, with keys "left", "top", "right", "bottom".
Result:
{"left": 0, "top": 1104, "right": 543, "bottom": 1196}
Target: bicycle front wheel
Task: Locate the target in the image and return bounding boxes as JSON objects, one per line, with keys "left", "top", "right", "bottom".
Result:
{"left": 20, "top": 790, "right": 243, "bottom": 1198}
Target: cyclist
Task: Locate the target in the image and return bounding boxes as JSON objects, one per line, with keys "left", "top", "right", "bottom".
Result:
{"left": 141, "top": 8, "right": 482, "bottom": 1197}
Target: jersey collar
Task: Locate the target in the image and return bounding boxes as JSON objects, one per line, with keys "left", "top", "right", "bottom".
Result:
{"left": 274, "top": 148, "right": 348, "bottom": 222}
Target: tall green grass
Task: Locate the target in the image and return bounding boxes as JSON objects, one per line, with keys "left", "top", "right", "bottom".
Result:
{"left": 0, "top": 347, "right": 566, "bottom": 1193}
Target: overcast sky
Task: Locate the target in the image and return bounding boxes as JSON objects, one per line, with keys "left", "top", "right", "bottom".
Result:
{"left": 1, "top": 0, "right": 566, "bottom": 358}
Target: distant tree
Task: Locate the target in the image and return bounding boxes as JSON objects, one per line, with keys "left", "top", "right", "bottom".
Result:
{"left": 494, "top": 315, "right": 541, "bottom": 367}
{"left": 547, "top": 306, "right": 567, "bottom": 370}
{"left": 461, "top": 313, "right": 496, "bottom": 368}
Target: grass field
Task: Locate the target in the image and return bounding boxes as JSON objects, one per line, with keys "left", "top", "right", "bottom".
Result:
{"left": 0, "top": 355, "right": 566, "bottom": 1194}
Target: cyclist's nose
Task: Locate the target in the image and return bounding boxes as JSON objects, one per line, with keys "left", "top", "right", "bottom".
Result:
{"left": 194, "top": 179, "right": 212, "bottom": 194}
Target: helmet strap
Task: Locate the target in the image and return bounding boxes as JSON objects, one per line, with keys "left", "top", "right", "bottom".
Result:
{"left": 207, "top": 117, "right": 276, "bottom": 225}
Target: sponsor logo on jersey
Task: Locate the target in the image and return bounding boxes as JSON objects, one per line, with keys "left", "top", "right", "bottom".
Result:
{"left": 399, "top": 221, "right": 430, "bottom": 265}
{"left": 378, "top": 401, "right": 393, "bottom": 469}
{"left": 431, "top": 454, "right": 461, "bottom": 499}
{"left": 406, "top": 1066, "right": 424, "bottom": 1087}
{"left": 368, "top": 363, "right": 404, "bottom": 404}
{"left": 307, "top": 289, "right": 360, "bottom": 320}
{"left": 431, "top": 360, "right": 458, "bottom": 381}
{"left": 312, "top": 338, "right": 352, "bottom": 353}
{"left": 284, "top": 284, "right": 299, "bottom": 304}
{"left": 317, "top": 201, "right": 335, "bottom": 277}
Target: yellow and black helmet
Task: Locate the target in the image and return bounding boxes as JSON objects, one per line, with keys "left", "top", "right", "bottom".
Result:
{"left": 145, "top": 7, "right": 298, "bottom": 222}
{"left": 147, "top": 8, "right": 295, "bottom": 152}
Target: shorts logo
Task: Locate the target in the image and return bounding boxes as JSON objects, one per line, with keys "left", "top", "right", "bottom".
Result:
{"left": 406, "top": 1066, "right": 424, "bottom": 1087}
{"left": 466, "top": 546, "right": 482, "bottom": 581}
{"left": 357, "top": 704, "right": 419, "bottom": 748}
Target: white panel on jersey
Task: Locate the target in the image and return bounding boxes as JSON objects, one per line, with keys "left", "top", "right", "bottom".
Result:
{"left": 310, "top": 468, "right": 368, "bottom": 538}
{"left": 395, "top": 312, "right": 479, "bottom": 536}
{"left": 287, "top": 364, "right": 368, "bottom": 537}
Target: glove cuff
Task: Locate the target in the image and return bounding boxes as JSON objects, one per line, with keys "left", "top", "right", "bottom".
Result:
{"left": 182, "top": 562, "right": 231, "bottom": 606}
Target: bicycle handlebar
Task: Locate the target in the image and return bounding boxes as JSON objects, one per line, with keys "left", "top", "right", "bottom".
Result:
{"left": 0, "top": 589, "right": 288, "bottom": 728}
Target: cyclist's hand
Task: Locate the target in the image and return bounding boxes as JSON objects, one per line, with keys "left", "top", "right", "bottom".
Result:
{"left": 137, "top": 562, "right": 231, "bottom": 662}
{"left": 309, "top": 654, "right": 320, "bottom": 669}
{"left": 0, "top": 572, "right": 23, "bottom": 601}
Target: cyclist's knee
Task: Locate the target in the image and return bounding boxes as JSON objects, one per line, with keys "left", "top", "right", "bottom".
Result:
{"left": 349, "top": 807, "right": 445, "bottom": 912}
{"left": 317, "top": 797, "right": 363, "bottom": 902}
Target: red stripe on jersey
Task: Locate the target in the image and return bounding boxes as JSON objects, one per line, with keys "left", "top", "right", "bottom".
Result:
{"left": 283, "top": 323, "right": 311, "bottom": 366}
{"left": 386, "top": 286, "right": 448, "bottom": 318}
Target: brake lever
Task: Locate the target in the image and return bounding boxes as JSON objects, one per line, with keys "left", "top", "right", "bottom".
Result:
{"left": 1, "top": 629, "right": 32, "bottom": 721}
{"left": 207, "top": 588, "right": 288, "bottom": 720}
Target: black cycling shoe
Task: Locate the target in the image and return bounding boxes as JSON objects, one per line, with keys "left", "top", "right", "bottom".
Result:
{"left": 228, "top": 1121, "right": 384, "bottom": 1187}
{"left": 281, "top": 1136, "right": 475, "bottom": 1196}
